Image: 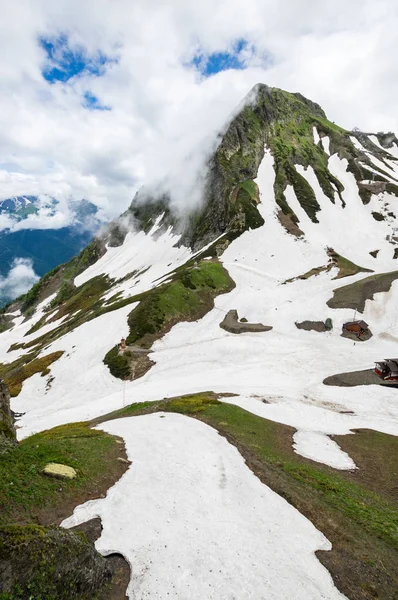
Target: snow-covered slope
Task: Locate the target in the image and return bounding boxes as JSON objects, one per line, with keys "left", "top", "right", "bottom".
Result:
{"left": 7, "top": 149, "right": 398, "bottom": 454}
{"left": 63, "top": 413, "right": 345, "bottom": 600}
{"left": 2, "top": 84, "right": 398, "bottom": 599}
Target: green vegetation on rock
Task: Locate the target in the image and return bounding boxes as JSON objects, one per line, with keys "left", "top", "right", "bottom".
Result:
{"left": 103, "top": 346, "right": 131, "bottom": 380}
{"left": 0, "top": 524, "right": 110, "bottom": 599}
{"left": 15, "top": 275, "right": 115, "bottom": 354}
{"left": 128, "top": 261, "right": 232, "bottom": 344}
{"left": 0, "top": 422, "right": 124, "bottom": 526}
{"left": 104, "top": 260, "right": 234, "bottom": 379}
{"left": 327, "top": 249, "right": 373, "bottom": 279}
{"left": 0, "top": 351, "right": 64, "bottom": 397}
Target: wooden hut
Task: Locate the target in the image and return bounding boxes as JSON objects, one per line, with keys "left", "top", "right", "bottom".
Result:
{"left": 342, "top": 320, "right": 369, "bottom": 337}
{"left": 374, "top": 359, "right": 398, "bottom": 381}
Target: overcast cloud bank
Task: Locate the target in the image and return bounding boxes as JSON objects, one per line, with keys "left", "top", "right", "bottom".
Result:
{"left": 0, "top": 0, "right": 395, "bottom": 219}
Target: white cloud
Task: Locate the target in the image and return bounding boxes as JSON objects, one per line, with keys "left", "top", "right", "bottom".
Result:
{"left": 0, "top": 258, "right": 40, "bottom": 301}
{"left": 0, "top": 194, "right": 105, "bottom": 232}
{"left": 0, "top": 0, "right": 395, "bottom": 220}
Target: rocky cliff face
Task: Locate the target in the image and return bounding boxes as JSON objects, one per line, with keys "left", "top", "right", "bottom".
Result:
{"left": 0, "top": 524, "right": 111, "bottom": 599}
{"left": 124, "top": 83, "right": 398, "bottom": 250}
{"left": 0, "top": 379, "right": 16, "bottom": 453}
{"left": 6, "top": 83, "right": 398, "bottom": 315}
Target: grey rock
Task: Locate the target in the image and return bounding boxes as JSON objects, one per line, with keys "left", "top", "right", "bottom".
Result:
{"left": 0, "top": 379, "right": 17, "bottom": 454}
{"left": 0, "top": 524, "right": 111, "bottom": 599}
{"left": 220, "top": 310, "right": 272, "bottom": 334}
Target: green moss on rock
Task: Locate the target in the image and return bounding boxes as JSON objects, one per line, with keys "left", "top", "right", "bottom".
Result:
{"left": 0, "top": 524, "right": 110, "bottom": 599}
{"left": 104, "top": 346, "right": 131, "bottom": 380}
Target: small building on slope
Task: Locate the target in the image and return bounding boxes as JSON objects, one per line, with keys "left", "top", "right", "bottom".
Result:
{"left": 374, "top": 359, "right": 398, "bottom": 381}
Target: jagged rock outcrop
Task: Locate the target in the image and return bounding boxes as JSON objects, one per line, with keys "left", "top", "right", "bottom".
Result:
{"left": 220, "top": 309, "right": 272, "bottom": 334}
{"left": 0, "top": 524, "right": 111, "bottom": 599}
{"left": 0, "top": 379, "right": 16, "bottom": 454}
{"left": 126, "top": 84, "right": 398, "bottom": 251}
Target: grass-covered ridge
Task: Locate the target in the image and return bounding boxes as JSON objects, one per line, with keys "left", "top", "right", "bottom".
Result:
{"left": 0, "top": 351, "right": 64, "bottom": 397}
{"left": 91, "top": 392, "right": 398, "bottom": 600}
{"left": 104, "top": 260, "right": 234, "bottom": 380}
{"left": 0, "top": 422, "right": 127, "bottom": 526}
{"left": 0, "top": 421, "right": 126, "bottom": 599}
{"left": 6, "top": 238, "right": 107, "bottom": 317}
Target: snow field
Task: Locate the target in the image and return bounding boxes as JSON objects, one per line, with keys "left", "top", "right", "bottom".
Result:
{"left": 62, "top": 413, "right": 347, "bottom": 600}
{"left": 8, "top": 150, "right": 398, "bottom": 469}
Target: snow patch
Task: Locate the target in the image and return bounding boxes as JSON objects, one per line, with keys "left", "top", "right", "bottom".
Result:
{"left": 313, "top": 126, "right": 320, "bottom": 145}
{"left": 293, "top": 430, "right": 357, "bottom": 470}
{"left": 62, "top": 413, "right": 347, "bottom": 600}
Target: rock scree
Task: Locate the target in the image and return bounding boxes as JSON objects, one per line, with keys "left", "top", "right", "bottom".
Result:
{"left": 71, "top": 518, "right": 131, "bottom": 600}
{"left": 220, "top": 309, "right": 272, "bottom": 334}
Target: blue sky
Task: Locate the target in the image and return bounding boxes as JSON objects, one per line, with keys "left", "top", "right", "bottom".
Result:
{"left": 40, "top": 34, "right": 252, "bottom": 110}
{"left": 40, "top": 34, "right": 113, "bottom": 83}
{"left": 191, "top": 39, "right": 250, "bottom": 77}
{"left": 82, "top": 91, "right": 110, "bottom": 111}
{"left": 39, "top": 34, "right": 116, "bottom": 110}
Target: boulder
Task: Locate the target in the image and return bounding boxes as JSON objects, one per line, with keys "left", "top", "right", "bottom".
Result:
{"left": 43, "top": 463, "right": 77, "bottom": 480}
{"left": 0, "top": 524, "right": 111, "bottom": 599}
{"left": 295, "top": 320, "right": 327, "bottom": 332}
{"left": 220, "top": 310, "right": 272, "bottom": 334}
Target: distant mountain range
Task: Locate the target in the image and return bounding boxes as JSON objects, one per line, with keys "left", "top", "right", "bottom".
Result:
{"left": 0, "top": 196, "right": 103, "bottom": 306}
{"left": 0, "top": 195, "right": 38, "bottom": 219}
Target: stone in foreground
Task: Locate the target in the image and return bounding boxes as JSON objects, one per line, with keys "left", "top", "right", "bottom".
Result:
{"left": 43, "top": 462, "right": 77, "bottom": 479}
{"left": 0, "top": 524, "right": 111, "bottom": 599}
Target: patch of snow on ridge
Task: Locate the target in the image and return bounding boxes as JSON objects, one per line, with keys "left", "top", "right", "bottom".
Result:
{"left": 313, "top": 126, "right": 320, "bottom": 145}
{"left": 62, "top": 413, "right": 347, "bottom": 600}
{"left": 293, "top": 430, "right": 357, "bottom": 470}
{"left": 368, "top": 135, "right": 386, "bottom": 151}
{"left": 75, "top": 224, "right": 191, "bottom": 298}
{"left": 13, "top": 303, "right": 134, "bottom": 439}
{"left": 322, "top": 136, "right": 331, "bottom": 156}
{"left": 369, "top": 135, "right": 398, "bottom": 160}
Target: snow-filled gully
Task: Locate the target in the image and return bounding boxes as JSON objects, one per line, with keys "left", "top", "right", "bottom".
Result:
{"left": 62, "top": 413, "right": 347, "bottom": 600}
